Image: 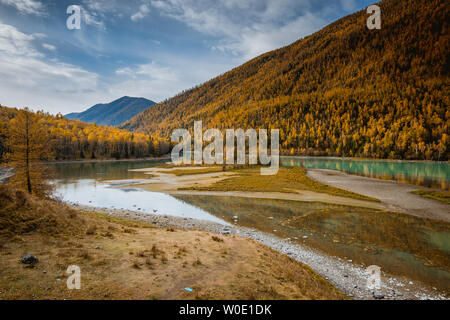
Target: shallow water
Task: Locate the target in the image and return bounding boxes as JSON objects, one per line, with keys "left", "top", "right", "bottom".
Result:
{"left": 51, "top": 160, "right": 227, "bottom": 224}
{"left": 175, "top": 195, "right": 450, "bottom": 291}
{"left": 282, "top": 157, "right": 450, "bottom": 190}
{"left": 49, "top": 158, "right": 450, "bottom": 291}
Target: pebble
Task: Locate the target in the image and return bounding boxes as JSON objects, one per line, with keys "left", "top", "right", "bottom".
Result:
{"left": 21, "top": 254, "right": 38, "bottom": 265}
{"left": 68, "top": 203, "right": 445, "bottom": 301}
{"left": 373, "top": 293, "right": 385, "bottom": 300}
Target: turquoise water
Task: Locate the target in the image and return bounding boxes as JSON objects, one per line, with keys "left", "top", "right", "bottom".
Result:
{"left": 281, "top": 157, "right": 450, "bottom": 190}
{"left": 48, "top": 158, "right": 450, "bottom": 292}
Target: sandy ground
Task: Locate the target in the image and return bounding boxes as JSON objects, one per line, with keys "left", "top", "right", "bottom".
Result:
{"left": 128, "top": 167, "right": 387, "bottom": 210}
{"left": 69, "top": 204, "right": 448, "bottom": 300}
{"left": 129, "top": 167, "right": 237, "bottom": 192}
{"left": 307, "top": 169, "right": 450, "bottom": 222}
{"left": 167, "top": 190, "right": 386, "bottom": 210}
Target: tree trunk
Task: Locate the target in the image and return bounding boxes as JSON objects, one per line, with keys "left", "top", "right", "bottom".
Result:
{"left": 25, "top": 113, "right": 32, "bottom": 194}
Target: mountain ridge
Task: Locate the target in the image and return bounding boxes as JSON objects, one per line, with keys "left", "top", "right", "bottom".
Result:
{"left": 66, "top": 96, "right": 156, "bottom": 126}
{"left": 121, "top": 0, "right": 448, "bottom": 161}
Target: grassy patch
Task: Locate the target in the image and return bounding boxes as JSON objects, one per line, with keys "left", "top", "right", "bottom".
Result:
{"left": 183, "top": 166, "right": 378, "bottom": 202}
{"left": 412, "top": 190, "right": 450, "bottom": 204}
{"left": 0, "top": 185, "right": 347, "bottom": 300}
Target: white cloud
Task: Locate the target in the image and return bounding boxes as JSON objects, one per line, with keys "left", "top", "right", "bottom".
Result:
{"left": 0, "top": 22, "right": 100, "bottom": 113}
{"left": 114, "top": 61, "right": 187, "bottom": 100}
{"left": 0, "top": 23, "right": 41, "bottom": 57}
{"left": 131, "top": 4, "right": 150, "bottom": 21}
{"left": 42, "top": 43, "right": 56, "bottom": 51}
{"left": 0, "top": 0, "right": 45, "bottom": 16}
{"left": 150, "top": 0, "right": 327, "bottom": 60}
{"left": 81, "top": 6, "right": 106, "bottom": 29}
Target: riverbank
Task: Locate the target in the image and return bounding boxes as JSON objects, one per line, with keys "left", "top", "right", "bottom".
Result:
{"left": 45, "top": 155, "right": 170, "bottom": 165}
{"left": 125, "top": 165, "right": 449, "bottom": 222}
{"left": 0, "top": 185, "right": 346, "bottom": 300}
{"left": 307, "top": 169, "right": 450, "bottom": 222}
{"left": 281, "top": 155, "right": 450, "bottom": 164}
{"left": 69, "top": 203, "right": 448, "bottom": 300}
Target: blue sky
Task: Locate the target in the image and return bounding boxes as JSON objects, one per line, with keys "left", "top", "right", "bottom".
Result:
{"left": 0, "top": 0, "right": 369, "bottom": 114}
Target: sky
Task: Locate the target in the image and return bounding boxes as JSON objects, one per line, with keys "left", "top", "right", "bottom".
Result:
{"left": 0, "top": 0, "right": 369, "bottom": 115}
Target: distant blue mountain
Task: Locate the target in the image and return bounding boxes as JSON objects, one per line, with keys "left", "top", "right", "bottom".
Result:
{"left": 65, "top": 96, "right": 156, "bottom": 126}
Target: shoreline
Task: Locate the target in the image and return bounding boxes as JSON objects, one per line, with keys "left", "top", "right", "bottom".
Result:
{"left": 70, "top": 203, "right": 448, "bottom": 300}
{"left": 281, "top": 155, "right": 450, "bottom": 164}
{"left": 307, "top": 169, "right": 450, "bottom": 222}
{"left": 44, "top": 155, "right": 171, "bottom": 165}
{"left": 124, "top": 166, "right": 449, "bottom": 222}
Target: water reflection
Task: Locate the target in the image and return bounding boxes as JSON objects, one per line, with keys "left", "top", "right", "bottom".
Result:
{"left": 48, "top": 159, "right": 450, "bottom": 291}
{"left": 54, "top": 179, "right": 228, "bottom": 224}
{"left": 48, "top": 159, "right": 169, "bottom": 182}
{"left": 281, "top": 157, "right": 450, "bottom": 190}
{"left": 175, "top": 195, "right": 450, "bottom": 291}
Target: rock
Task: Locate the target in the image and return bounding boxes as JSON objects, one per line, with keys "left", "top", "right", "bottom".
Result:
{"left": 21, "top": 254, "right": 38, "bottom": 264}
{"left": 233, "top": 216, "right": 238, "bottom": 219}
{"left": 343, "top": 274, "right": 348, "bottom": 278}
{"left": 269, "top": 217, "right": 274, "bottom": 219}
{"left": 373, "top": 292, "right": 385, "bottom": 299}
{"left": 42, "top": 270, "right": 47, "bottom": 274}
{"left": 302, "top": 236, "right": 308, "bottom": 239}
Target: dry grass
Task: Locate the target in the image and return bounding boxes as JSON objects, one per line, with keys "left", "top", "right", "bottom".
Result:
{"left": 412, "top": 190, "right": 450, "bottom": 204}
{"left": 183, "top": 166, "right": 378, "bottom": 202}
{"left": 0, "top": 185, "right": 347, "bottom": 300}
{"left": 211, "top": 236, "right": 224, "bottom": 242}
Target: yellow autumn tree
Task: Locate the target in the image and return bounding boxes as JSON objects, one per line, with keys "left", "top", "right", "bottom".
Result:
{"left": 5, "top": 108, "right": 53, "bottom": 197}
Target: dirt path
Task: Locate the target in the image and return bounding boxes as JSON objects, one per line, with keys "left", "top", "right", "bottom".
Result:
{"left": 159, "top": 241, "right": 239, "bottom": 300}
{"left": 307, "top": 169, "right": 450, "bottom": 222}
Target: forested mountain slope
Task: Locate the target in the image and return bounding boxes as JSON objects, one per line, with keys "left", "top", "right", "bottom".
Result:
{"left": 0, "top": 106, "right": 169, "bottom": 161}
{"left": 122, "top": 0, "right": 448, "bottom": 160}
